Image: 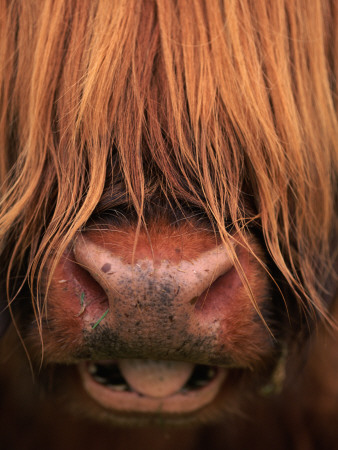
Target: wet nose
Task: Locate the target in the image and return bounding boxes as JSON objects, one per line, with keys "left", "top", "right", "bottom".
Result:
{"left": 73, "top": 234, "right": 234, "bottom": 313}
{"left": 70, "top": 232, "right": 240, "bottom": 363}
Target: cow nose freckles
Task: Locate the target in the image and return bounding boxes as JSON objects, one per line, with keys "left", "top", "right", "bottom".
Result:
{"left": 71, "top": 230, "right": 239, "bottom": 364}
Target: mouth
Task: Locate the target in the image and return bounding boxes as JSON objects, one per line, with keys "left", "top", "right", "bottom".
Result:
{"left": 79, "top": 359, "right": 227, "bottom": 414}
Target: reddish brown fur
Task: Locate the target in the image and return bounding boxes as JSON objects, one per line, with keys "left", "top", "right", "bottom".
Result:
{"left": 83, "top": 221, "right": 220, "bottom": 265}
{"left": 0, "top": 0, "right": 337, "bottom": 449}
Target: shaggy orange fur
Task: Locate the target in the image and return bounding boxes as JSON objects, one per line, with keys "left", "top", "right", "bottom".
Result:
{"left": 0, "top": 1, "right": 337, "bottom": 449}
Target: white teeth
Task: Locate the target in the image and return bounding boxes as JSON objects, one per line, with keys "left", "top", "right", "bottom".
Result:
{"left": 194, "top": 379, "right": 209, "bottom": 387}
{"left": 207, "top": 368, "right": 216, "bottom": 379}
{"left": 93, "top": 376, "right": 108, "bottom": 384}
{"left": 107, "top": 384, "right": 128, "bottom": 392}
{"left": 88, "top": 364, "right": 98, "bottom": 375}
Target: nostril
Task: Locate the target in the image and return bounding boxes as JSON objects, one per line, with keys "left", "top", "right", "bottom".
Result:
{"left": 193, "top": 266, "right": 240, "bottom": 311}
{"left": 54, "top": 248, "right": 110, "bottom": 328}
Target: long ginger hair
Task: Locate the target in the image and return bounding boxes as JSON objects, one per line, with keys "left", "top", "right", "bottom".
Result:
{"left": 0, "top": 0, "right": 337, "bottom": 328}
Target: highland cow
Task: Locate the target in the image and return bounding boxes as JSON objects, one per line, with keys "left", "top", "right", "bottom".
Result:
{"left": 0, "top": 1, "right": 337, "bottom": 449}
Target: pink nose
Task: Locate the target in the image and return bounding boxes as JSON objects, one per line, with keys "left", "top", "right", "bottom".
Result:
{"left": 72, "top": 233, "right": 238, "bottom": 363}
{"left": 74, "top": 234, "right": 234, "bottom": 313}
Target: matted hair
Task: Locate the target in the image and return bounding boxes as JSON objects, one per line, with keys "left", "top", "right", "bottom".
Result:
{"left": 0, "top": 0, "right": 337, "bottom": 326}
